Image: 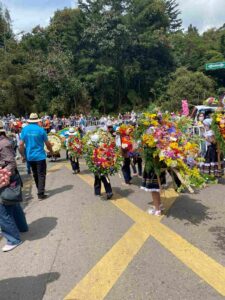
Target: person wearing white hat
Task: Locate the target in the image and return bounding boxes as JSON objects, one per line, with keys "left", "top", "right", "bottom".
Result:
{"left": 19, "top": 113, "right": 53, "bottom": 200}
{"left": 66, "top": 128, "right": 80, "bottom": 174}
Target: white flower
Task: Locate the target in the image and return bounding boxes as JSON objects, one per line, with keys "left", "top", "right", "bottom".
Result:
{"left": 159, "top": 151, "right": 165, "bottom": 159}
{"left": 91, "top": 134, "right": 99, "bottom": 143}
{"left": 122, "top": 143, "right": 128, "bottom": 149}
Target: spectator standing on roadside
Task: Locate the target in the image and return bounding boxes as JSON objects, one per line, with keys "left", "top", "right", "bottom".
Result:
{"left": 0, "top": 121, "right": 28, "bottom": 252}
{"left": 19, "top": 113, "right": 53, "bottom": 200}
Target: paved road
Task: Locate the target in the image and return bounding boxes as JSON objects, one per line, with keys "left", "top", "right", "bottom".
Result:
{"left": 0, "top": 155, "right": 225, "bottom": 300}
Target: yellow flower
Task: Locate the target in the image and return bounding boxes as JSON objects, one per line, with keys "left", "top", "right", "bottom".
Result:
{"left": 170, "top": 142, "right": 179, "bottom": 150}
{"left": 151, "top": 120, "right": 159, "bottom": 126}
{"left": 143, "top": 121, "right": 150, "bottom": 126}
{"left": 142, "top": 134, "right": 156, "bottom": 147}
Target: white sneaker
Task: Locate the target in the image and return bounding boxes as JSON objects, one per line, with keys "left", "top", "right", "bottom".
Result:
{"left": 145, "top": 188, "right": 150, "bottom": 192}
{"left": 147, "top": 208, "right": 161, "bottom": 216}
{"left": 2, "top": 242, "right": 22, "bottom": 252}
{"left": 140, "top": 186, "right": 145, "bottom": 190}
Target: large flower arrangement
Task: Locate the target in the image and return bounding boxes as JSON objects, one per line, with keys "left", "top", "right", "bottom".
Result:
{"left": 211, "top": 110, "right": 225, "bottom": 153}
{"left": 68, "top": 134, "right": 83, "bottom": 158}
{"left": 83, "top": 129, "right": 122, "bottom": 176}
{"left": 118, "top": 124, "right": 134, "bottom": 152}
{"left": 137, "top": 112, "right": 206, "bottom": 192}
{"left": 45, "top": 133, "right": 62, "bottom": 153}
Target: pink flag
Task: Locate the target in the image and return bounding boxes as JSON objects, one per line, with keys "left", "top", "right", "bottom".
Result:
{"left": 182, "top": 100, "right": 189, "bottom": 116}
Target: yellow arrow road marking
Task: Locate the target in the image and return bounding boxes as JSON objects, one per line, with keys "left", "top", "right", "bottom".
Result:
{"left": 64, "top": 169, "right": 225, "bottom": 299}
{"left": 148, "top": 220, "right": 225, "bottom": 297}
{"left": 64, "top": 222, "right": 150, "bottom": 300}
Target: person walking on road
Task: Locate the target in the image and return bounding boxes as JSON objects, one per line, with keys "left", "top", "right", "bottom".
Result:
{"left": 0, "top": 122, "right": 28, "bottom": 252}
{"left": 94, "top": 174, "right": 113, "bottom": 200}
{"left": 19, "top": 113, "right": 53, "bottom": 200}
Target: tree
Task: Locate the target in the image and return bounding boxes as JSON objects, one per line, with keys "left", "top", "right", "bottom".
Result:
{"left": 221, "top": 32, "right": 225, "bottom": 58}
{"left": 165, "top": 0, "right": 182, "bottom": 31}
{"left": 0, "top": 45, "right": 37, "bottom": 115}
{"left": 0, "top": 1, "right": 224, "bottom": 115}
{"left": 163, "top": 67, "right": 216, "bottom": 110}
{"left": 0, "top": 4, "right": 12, "bottom": 48}
{"left": 47, "top": 8, "right": 84, "bottom": 54}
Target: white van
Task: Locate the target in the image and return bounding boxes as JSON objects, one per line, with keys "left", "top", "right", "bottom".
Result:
{"left": 190, "top": 105, "right": 217, "bottom": 122}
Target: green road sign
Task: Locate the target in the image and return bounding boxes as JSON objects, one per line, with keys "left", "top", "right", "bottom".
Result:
{"left": 205, "top": 62, "right": 225, "bottom": 71}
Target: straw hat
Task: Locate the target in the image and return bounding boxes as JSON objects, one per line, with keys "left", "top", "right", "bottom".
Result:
{"left": 27, "top": 113, "right": 41, "bottom": 123}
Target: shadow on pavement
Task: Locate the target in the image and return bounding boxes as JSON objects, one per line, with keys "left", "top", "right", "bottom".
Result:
{"left": 209, "top": 226, "right": 225, "bottom": 255}
{"left": 166, "top": 195, "right": 213, "bottom": 226}
{"left": 113, "top": 187, "right": 135, "bottom": 199}
{"left": 217, "top": 178, "right": 225, "bottom": 185}
{"left": 47, "top": 185, "right": 73, "bottom": 197}
{"left": 0, "top": 272, "right": 60, "bottom": 300}
{"left": 25, "top": 217, "right": 58, "bottom": 241}
{"left": 79, "top": 169, "right": 92, "bottom": 175}
{"left": 129, "top": 176, "right": 142, "bottom": 187}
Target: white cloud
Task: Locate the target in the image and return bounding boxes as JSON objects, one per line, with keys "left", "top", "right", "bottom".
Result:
{"left": 1, "top": 0, "right": 224, "bottom": 34}
{"left": 1, "top": 0, "right": 77, "bottom": 33}
{"left": 178, "top": 0, "right": 225, "bottom": 32}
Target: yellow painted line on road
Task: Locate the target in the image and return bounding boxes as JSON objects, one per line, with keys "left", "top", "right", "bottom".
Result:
{"left": 47, "top": 163, "right": 65, "bottom": 174}
{"left": 68, "top": 169, "right": 177, "bottom": 224}
{"left": 148, "top": 221, "right": 225, "bottom": 296}
{"left": 64, "top": 222, "right": 149, "bottom": 300}
{"left": 64, "top": 169, "right": 225, "bottom": 298}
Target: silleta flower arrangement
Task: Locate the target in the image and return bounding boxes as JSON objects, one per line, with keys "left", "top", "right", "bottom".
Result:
{"left": 137, "top": 112, "right": 207, "bottom": 192}
{"left": 45, "top": 133, "right": 62, "bottom": 153}
{"left": 68, "top": 134, "right": 83, "bottom": 158}
{"left": 118, "top": 124, "right": 134, "bottom": 152}
{"left": 83, "top": 129, "right": 122, "bottom": 176}
{"left": 212, "top": 110, "right": 225, "bottom": 153}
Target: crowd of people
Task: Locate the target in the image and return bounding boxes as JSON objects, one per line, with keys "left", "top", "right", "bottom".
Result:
{"left": 0, "top": 111, "right": 138, "bottom": 252}
{"left": 0, "top": 111, "right": 137, "bottom": 133}
{"left": 0, "top": 105, "right": 224, "bottom": 252}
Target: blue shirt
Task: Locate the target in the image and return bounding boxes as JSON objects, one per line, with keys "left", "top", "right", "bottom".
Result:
{"left": 21, "top": 124, "right": 48, "bottom": 161}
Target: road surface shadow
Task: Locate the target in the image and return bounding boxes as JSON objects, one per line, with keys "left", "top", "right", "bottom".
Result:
{"left": 217, "top": 178, "right": 225, "bottom": 185}
{"left": 79, "top": 169, "right": 92, "bottom": 175}
{"left": 25, "top": 217, "right": 58, "bottom": 241}
{"left": 22, "top": 190, "right": 33, "bottom": 210}
{"left": 113, "top": 187, "right": 135, "bottom": 199}
{"left": 47, "top": 185, "right": 73, "bottom": 197}
{"left": 209, "top": 226, "right": 225, "bottom": 255}
{"left": 0, "top": 272, "right": 60, "bottom": 300}
{"left": 166, "top": 195, "right": 213, "bottom": 226}
{"left": 129, "top": 176, "right": 142, "bottom": 187}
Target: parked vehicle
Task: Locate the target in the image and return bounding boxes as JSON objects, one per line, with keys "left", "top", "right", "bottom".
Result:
{"left": 190, "top": 105, "right": 217, "bottom": 122}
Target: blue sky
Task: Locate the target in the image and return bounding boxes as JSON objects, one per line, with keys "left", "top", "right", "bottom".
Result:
{"left": 1, "top": 0, "right": 225, "bottom": 34}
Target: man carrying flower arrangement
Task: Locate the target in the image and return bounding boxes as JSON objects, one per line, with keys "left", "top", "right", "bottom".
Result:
{"left": 67, "top": 128, "right": 82, "bottom": 174}
{"left": 118, "top": 124, "right": 134, "bottom": 185}
{"left": 83, "top": 129, "right": 122, "bottom": 200}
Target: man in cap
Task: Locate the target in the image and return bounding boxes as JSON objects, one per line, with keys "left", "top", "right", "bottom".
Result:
{"left": 19, "top": 113, "right": 53, "bottom": 200}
